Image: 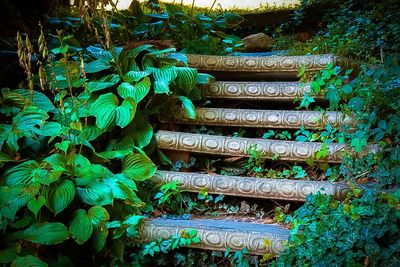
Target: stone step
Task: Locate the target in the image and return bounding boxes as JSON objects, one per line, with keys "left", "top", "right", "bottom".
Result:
{"left": 141, "top": 218, "right": 289, "bottom": 255}
{"left": 160, "top": 108, "right": 353, "bottom": 129}
{"left": 152, "top": 171, "right": 350, "bottom": 201}
{"left": 187, "top": 54, "right": 352, "bottom": 80}
{"left": 201, "top": 81, "right": 319, "bottom": 101}
{"left": 155, "top": 130, "right": 347, "bottom": 163}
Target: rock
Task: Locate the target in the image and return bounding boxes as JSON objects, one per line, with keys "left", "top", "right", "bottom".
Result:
{"left": 242, "top": 33, "right": 274, "bottom": 52}
{"left": 240, "top": 201, "right": 251, "bottom": 213}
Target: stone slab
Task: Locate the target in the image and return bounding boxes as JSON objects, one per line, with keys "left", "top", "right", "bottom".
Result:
{"left": 141, "top": 218, "right": 289, "bottom": 255}
{"left": 160, "top": 108, "right": 353, "bottom": 129}
{"left": 152, "top": 170, "right": 350, "bottom": 201}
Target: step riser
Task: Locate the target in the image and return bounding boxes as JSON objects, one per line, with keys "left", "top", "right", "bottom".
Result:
{"left": 161, "top": 108, "right": 353, "bottom": 129}
{"left": 187, "top": 54, "right": 350, "bottom": 79}
{"left": 152, "top": 171, "right": 350, "bottom": 201}
{"left": 141, "top": 219, "right": 289, "bottom": 255}
{"left": 155, "top": 131, "right": 346, "bottom": 163}
{"left": 201, "top": 81, "right": 316, "bottom": 101}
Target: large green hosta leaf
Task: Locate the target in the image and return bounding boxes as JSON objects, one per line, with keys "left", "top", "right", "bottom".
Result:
{"left": 0, "top": 184, "right": 35, "bottom": 220}
{"left": 13, "top": 106, "right": 49, "bottom": 138}
{"left": 92, "top": 223, "right": 108, "bottom": 252}
{"left": 178, "top": 96, "right": 196, "bottom": 119}
{"left": 76, "top": 182, "right": 113, "bottom": 206}
{"left": 115, "top": 98, "right": 137, "bottom": 128}
{"left": 69, "top": 209, "right": 93, "bottom": 245}
{"left": 122, "top": 151, "right": 157, "bottom": 181}
{"left": 85, "top": 59, "right": 111, "bottom": 74}
{"left": 3, "top": 160, "right": 39, "bottom": 185}
{"left": 88, "top": 206, "right": 110, "bottom": 225}
{"left": 176, "top": 67, "right": 198, "bottom": 93}
{"left": 149, "top": 65, "right": 177, "bottom": 83}
{"left": 45, "top": 179, "right": 75, "bottom": 215}
{"left": 11, "top": 255, "right": 48, "bottom": 267}
{"left": 117, "top": 77, "right": 151, "bottom": 103}
{"left": 154, "top": 80, "right": 170, "bottom": 94}
{"left": 86, "top": 74, "right": 120, "bottom": 93}
{"left": 86, "top": 46, "right": 113, "bottom": 61}
{"left": 21, "top": 222, "right": 70, "bottom": 245}
{"left": 91, "top": 93, "right": 136, "bottom": 129}
{"left": 10, "top": 89, "right": 55, "bottom": 113}
{"left": 123, "top": 70, "right": 151, "bottom": 83}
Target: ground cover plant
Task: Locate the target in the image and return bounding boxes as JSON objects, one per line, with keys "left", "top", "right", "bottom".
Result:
{"left": 0, "top": 0, "right": 399, "bottom": 266}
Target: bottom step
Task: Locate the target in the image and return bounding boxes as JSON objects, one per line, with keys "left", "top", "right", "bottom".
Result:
{"left": 141, "top": 219, "right": 289, "bottom": 255}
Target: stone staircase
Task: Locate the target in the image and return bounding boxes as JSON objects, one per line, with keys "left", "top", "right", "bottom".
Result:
{"left": 140, "top": 54, "right": 357, "bottom": 256}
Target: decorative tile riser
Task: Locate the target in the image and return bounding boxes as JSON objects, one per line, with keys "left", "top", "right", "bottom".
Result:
{"left": 187, "top": 54, "right": 351, "bottom": 74}
{"left": 160, "top": 108, "right": 353, "bottom": 129}
{"left": 152, "top": 171, "right": 350, "bottom": 201}
{"left": 201, "top": 81, "right": 318, "bottom": 101}
{"left": 141, "top": 219, "right": 289, "bottom": 255}
{"left": 155, "top": 130, "right": 347, "bottom": 163}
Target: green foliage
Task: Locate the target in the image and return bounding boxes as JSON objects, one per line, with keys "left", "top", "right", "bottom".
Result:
{"left": 273, "top": 57, "right": 400, "bottom": 264}
{"left": 273, "top": 190, "right": 400, "bottom": 266}
{"left": 0, "top": 25, "right": 208, "bottom": 264}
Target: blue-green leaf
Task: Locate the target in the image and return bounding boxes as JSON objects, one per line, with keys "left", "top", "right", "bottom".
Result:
{"left": 115, "top": 98, "right": 137, "bottom": 128}
{"left": 22, "top": 222, "right": 70, "bottom": 245}
{"left": 178, "top": 96, "right": 196, "bottom": 119}
{"left": 86, "top": 74, "right": 120, "bottom": 93}
{"left": 117, "top": 77, "right": 151, "bottom": 103}
{"left": 85, "top": 59, "right": 111, "bottom": 73}
{"left": 69, "top": 209, "right": 93, "bottom": 245}
{"left": 122, "top": 152, "right": 157, "bottom": 181}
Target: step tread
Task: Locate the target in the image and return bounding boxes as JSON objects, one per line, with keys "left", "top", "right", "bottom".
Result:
{"left": 155, "top": 130, "right": 347, "bottom": 163}
{"left": 160, "top": 108, "right": 353, "bottom": 129}
{"left": 201, "top": 81, "right": 317, "bottom": 100}
{"left": 142, "top": 218, "right": 289, "bottom": 255}
{"left": 187, "top": 54, "right": 351, "bottom": 73}
{"left": 152, "top": 170, "right": 350, "bottom": 201}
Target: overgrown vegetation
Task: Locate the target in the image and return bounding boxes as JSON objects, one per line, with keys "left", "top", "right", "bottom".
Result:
{"left": 0, "top": 0, "right": 399, "bottom": 266}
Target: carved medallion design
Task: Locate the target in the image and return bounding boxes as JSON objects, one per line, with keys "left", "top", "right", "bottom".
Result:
{"left": 160, "top": 108, "right": 354, "bottom": 129}
{"left": 152, "top": 171, "right": 350, "bottom": 201}
{"left": 155, "top": 130, "right": 347, "bottom": 163}
{"left": 141, "top": 219, "right": 289, "bottom": 255}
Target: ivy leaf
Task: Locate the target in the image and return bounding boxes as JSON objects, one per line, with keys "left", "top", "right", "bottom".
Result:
{"left": 348, "top": 97, "right": 365, "bottom": 112}
{"left": 178, "top": 96, "right": 196, "bottom": 119}
{"left": 115, "top": 98, "right": 137, "bottom": 128}
{"left": 88, "top": 206, "right": 110, "bottom": 225}
{"left": 122, "top": 152, "right": 157, "bottom": 181}
{"left": 27, "top": 196, "right": 46, "bottom": 218}
{"left": 84, "top": 59, "right": 111, "bottom": 73}
{"left": 86, "top": 74, "right": 120, "bottom": 93}
{"left": 117, "top": 77, "right": 151, "bottom": 103}
{"left": 11, "top": 255, "right": 48, "bottom": 267}
{"left": 45, "top": 179, "right": 75, "bottom": 215}
{"left": 350, "top": 137, "right": 368, "bottom": 153}
{"left": 22, "top": 222, "right": 70, "bottom": 245}
{"left": 76, "top": 182, "right": 113, "bottom": 206}
{"left": 176, "top": 67, "right": 198, "bottom": 93}
{"left": 91, "top": 93, "right": 119, "bottom": 129}
{"left": 69, "top": 209, "right": 93, "bottom": 245}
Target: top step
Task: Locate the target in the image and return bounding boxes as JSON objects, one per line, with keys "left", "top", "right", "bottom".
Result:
{"left": 187, "top": 54, "right": 353, "bottom": 80}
